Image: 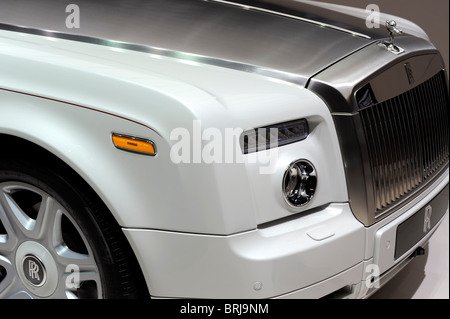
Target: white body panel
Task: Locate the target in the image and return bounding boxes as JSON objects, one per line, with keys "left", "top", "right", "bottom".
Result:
{"left": 0, "top": 31, "right": 348, "bottom": 233}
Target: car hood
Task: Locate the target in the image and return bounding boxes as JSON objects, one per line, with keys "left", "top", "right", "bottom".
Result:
{"left": 0, "top": 0, "right": 427, "bottom": 86}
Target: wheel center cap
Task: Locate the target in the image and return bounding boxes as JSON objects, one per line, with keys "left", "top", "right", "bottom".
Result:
{"left": 15, "top": 241, "right": 58, "bottom": 297}
{"left": 22, "top": 254, "right": 47, "bottom": 287}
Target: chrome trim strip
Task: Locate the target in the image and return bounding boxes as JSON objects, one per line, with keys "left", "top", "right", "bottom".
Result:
{"left": 207, "top": 0, "right": 371, "bottom": 39}
{"left": 0, "top": 22, "right": 307, "bottom": 86}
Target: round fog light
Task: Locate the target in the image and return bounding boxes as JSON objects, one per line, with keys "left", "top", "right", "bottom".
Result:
{"left": 282, "top": 160, "right": 317, "bottom": 207}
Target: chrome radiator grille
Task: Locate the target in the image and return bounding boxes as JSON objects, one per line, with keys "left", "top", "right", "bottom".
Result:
{"left": 360, "top": 71, "right": 449, "bottom": 215}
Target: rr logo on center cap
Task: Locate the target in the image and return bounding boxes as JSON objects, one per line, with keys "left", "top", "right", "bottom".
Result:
{"left": 22, "top": 255, "right": 47, "bottom": 287}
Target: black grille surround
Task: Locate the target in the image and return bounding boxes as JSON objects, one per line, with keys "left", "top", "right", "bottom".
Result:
{"left": 360, "top": 71, "right": 449, "bottom": 218}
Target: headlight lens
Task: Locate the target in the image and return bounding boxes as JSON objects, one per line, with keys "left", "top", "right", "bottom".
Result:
{"left": 240, "top": 119, "right": 309, "bottom": 154}
{"left": 282, "top": 160, "right": 317, "bottom": 207}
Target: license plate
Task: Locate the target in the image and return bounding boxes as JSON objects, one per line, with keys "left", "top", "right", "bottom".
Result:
{"left": 395, "top": 184, "right": 449, "bottom": 259}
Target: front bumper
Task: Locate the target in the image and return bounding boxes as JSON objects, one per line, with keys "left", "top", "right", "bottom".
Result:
{"left": 123, "top": 170, "right": 448, "bottom": 299}
{"left": 358, "top": 170, "right": 449, "bottom": 298}
{"left": 124, "top": 203, "right": 365, "bottom": 299}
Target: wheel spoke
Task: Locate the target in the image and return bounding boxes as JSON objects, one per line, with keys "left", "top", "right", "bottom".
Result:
{"left": 0, "top": 255, "right": 32, "bottom": 299}
{"left": 0, "top": 184, "right": 59, "bottom": 248}
{"left": 0, "top": 189, "right": 22, "bottom": 251}
{"left": 54, "top": 244, "right": 97, "bottom": 269}
{"left": 0, "top": 255, "right": 14, "bottom": 297}
{"left": 50, "top": 261, "right": 102, "bottom": 299}
{"left": 63, "top": 268, "right": 102, "bottom": 298}
{"left": 33, "top": 195, "right": 59, "bottom": 242}
{"left": 0, "top": 182, "right": 102, "bottom": 299}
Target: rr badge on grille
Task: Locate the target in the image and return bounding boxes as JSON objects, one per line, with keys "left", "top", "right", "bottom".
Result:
{"left": 404, "top": 62, "right": 415, "bottom": 85}
{"left": 423, "top": 205, "right": 432, "bottom": 233}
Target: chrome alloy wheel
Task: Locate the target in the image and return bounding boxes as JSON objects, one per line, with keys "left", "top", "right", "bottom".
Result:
{"left": 0, "top": 182, "right": 101, "bottom": 299}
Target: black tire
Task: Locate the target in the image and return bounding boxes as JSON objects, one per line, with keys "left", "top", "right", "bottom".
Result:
{"left": 0, "top": 158, "right": 149, "bottom": 299}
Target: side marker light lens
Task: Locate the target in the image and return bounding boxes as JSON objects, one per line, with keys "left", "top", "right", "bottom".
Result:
{"left": 112, "top": 133, "right": 156, "bottom": 156}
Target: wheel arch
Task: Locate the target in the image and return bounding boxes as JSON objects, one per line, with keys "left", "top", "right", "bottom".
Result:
{"left": 1, "top": 133, "right": 104, "bottom": 201}
{"left": 0, "top": 133, "right": 151, "bottom": 298}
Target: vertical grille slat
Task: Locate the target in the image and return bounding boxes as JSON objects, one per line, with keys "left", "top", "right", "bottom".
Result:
{"left": 392, "top": 95, "right": 407, "bottom": 194}
{"left": 361, "top": 107, "right": 382, "bottom": 210}
{"left": 407, "top": 88, "right": 424, "bottom": 186}
{"left": 379, "top": 103, "right": 395, "bottom": 205}
{"left": 428, "top": 77, "right": 442, "bottom": 170}
{"left": 419, "top": 81, "right": 435, "bottom": 177}
{"left": 387, "top": 99, "right": 401, "bottom": 200}
{"left": 433, "top": 75, "right": 448, "bottom": 165}
{"left": 398, "top": 93, "right": 415, "bottom": 191}
{"left": 424, "top": 79, "right": 436, "bottom": 171}
{"left": 360, "top": 71, "right": 449, "bottom": 216}
{"left": 413, "top": 83, "right": 430, "bottom": 178}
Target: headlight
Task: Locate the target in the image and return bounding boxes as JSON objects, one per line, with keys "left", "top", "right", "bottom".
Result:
{"left": 240, "top": 119, "right": 309, "bottom": 154}
{"left": 282, "top": 160, "right": 317, "bottom": 207}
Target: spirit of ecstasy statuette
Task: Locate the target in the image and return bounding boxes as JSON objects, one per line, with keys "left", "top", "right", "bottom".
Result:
{"left": 379, "top": 20, "right": 405, "bottom": 54}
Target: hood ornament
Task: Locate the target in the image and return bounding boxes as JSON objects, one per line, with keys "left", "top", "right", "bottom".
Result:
{"left": 379, "top": 20, "right": 404, "bottom": 54}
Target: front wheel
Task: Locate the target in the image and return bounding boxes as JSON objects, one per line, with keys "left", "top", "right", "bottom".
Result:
{"left": 0, "top": 159, "right": 148, "bottom": 299}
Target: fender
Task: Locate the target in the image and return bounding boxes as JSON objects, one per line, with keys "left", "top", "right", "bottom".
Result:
{"left": 0, "top": 33, "right": 260, "bottom": 234}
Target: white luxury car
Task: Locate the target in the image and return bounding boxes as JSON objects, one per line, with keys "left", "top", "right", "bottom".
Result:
{"left": 0, "top": 0, "right": 448, "bottom": 299}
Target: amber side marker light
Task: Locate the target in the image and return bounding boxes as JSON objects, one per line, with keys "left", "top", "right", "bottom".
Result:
{"left": 112, "top": 133, "right": 156, "bottom": 156}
